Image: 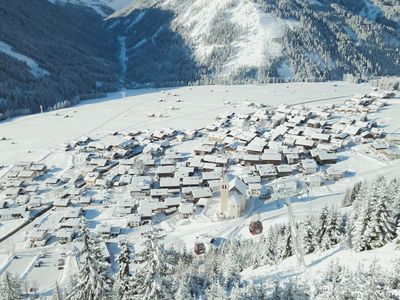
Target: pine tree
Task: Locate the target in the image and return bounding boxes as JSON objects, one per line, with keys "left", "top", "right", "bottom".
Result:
{"left": 114, "top": 241, "right": 133, "bottom": 300}
{"left": 353, "top": 190, "right": 374, "bottom": 252}
{"left": 205, "top": 280, "right": 227, "bottom": 300}
{"left": 341, "top": 188, "right": 353, "bottom": 207}
{"left": 277, "top": 224, "right": 293, "bottom": 261}
{"left": 66, "top": 219, "right": 112, "bottom": 300}
{"left": 316, "top": 206, "right": 330, "bottom": 251}
{"left": 301, "top": 216, "right": 317, "bottom": 254}
{"left": 131, "top": 225, "right": 174, "bottom": 300}
{"left": 175, "top": 275, "right": 192, "bottom": 300}
{"left": 222, "top": 249, "right": 240, "bottom": 289}
{"left": 368, "top": 183, "right": 396, "bottom": 249}
{"left": 0, "top": 272, "right": 23, "bottom": 300}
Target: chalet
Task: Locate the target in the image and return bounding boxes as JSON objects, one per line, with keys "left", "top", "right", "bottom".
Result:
{"left": 274, "top": 178, "right": 299, "bottom": 196}
{"left": 159, "top": 177, "right": 181, "bottom": 189}
{"left": 242, "top": 175, "right": 261, "bottom": 185}
{"left": 28, "top": 229, "right": 51, "bottom": 247}
{"left": 59, "top": 218, "right": 80, "bottom": 229}
{"left": 155, "top": 166, "right": 175, "bottom": 178}
{"left": 191, "top": 187, "right": 212, "bottom": 201}
{"left": 150, "top": 189, "right": 169, "bottom": 199}
{"left": 295, "top": 138, "right": 314, "bottom": 149}
{"left": 0, "top": 206, "right": 27, "bottom": 221}
{"left": 96, "top": 224, "right": 112, "bottom": 239}
{"left": 4, "top": 187, "right": 23, "bottom": 198}
{"left": 311, "top": 133, "right": 331, "bottom": 143}
{"left": 248, "top": 183, "right": 261, "bottom": 197}
{"left": 17, "top": 170, "right": 35, "bottom": 180}
{"left": 256, "top": 164, "right": 278, "bottom": 179}
{"left": 307, "top": 119, "right": 321, "bottom": 128}
{"left": 241, "top": 154, "right": 260, "bottom": 166}
{"left": 194, "top": 145, "right": 215, "bottom": 156}
{"left": 138, "top": 201, "right": 153, "bottom": 222}
{"left": 285, "top": 153, "right": 299, "bottom": 165}
{"left": 179, "top": 202, "right": 194, "bottom": 218}
{"left": 127, "top": 214, "right": 141, "bottom": 227}
{"left": 56, "top": 229, "right": 76, "bottom": 244}
{"left": 301, "top": 159, "right": 318, "bottom": 174}
{"left": 277, "top": 165, "right": 294, "bottom": 177}
{"left": 84, "top": 172, "right": 100, "bottom": 185}
{"left": 260, "top": 152, "right": 282, "bottom": 165}
{"left": 46, "top": 177, "right": 61, "bottom": 186}
{"left": 324, "top": 168, "right": 343, "bottom": 181}
{"left": 316, "top": 152, "right": 337, "bottom": 164}
{"left": 182, "top": 176, "right": 202, "bottom": 187}
{"left": 371, "top": 140, "right": 389, "bottom": 151}
{"left": 307, "top": 175, "right": 323, "bottom": 187}
{"left": 53, "top": 198, "right": 71, "bottom": 208}
{"left": 26, "top": 198, "right": 41, "bottom": 210}
{"left": 16, "top": 195, "right": 30, "bottom": 205}
{"left": 131, "top": 176, "right": 152, "bottom": 196}
{"left": 207, "top": 179, "right": 221, "bottom": 192}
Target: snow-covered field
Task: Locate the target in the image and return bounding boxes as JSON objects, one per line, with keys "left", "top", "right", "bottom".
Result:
{"left": 0, "top": 82, "right": 372, "bottom": 165}
{"left": 1, "top": 81, "right": 400, "bottom": 296}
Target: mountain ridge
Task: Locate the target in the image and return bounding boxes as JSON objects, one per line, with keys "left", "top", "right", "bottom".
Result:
{"left": 0, "top": 0, "right": 399, "bottom": 117}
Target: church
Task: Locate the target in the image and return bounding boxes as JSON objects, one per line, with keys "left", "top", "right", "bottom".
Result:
{"left": 220, "top": 174, "right": 247, "bottom": 218}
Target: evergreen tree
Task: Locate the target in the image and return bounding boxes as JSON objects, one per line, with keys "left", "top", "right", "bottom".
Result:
{"left": 0, "top": 272, "right": 23, "bottom": 300}
{"left": 341, "top": 188, "right": 353, "bottom": 207}
{"left": 205, "top": 280, "right": 227, "bottom": 300}
{"left": 66, "top": 219, "right": 112, "bottom": 300}
{"left": 131, "top": 225, "right": 174, "bottom": 300}
{"left": 368, "top": 183, "right": 396, "bottom": 249}
{"left": 316, "top": 206, "right": 330, "bottom": 251}
{"left": 300, "top": 216, "right": 317, "bottom": 254}
{"left": 175, "top": 275, "right": 192, "bottom": 300}
{"left": 114, "top": 241, "right": 133, "bottom": 300}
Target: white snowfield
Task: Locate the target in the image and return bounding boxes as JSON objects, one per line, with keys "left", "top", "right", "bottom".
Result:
{"left": 0, "top": 82, "right": 371, "bottom": 165}
{"left": 0, "top": 41, "right": 49, "bottom": 78}
{"left": 1, "top": 81, "right": 400, "bottom": 296}
{"left": 168, "top": 0, "right": 300, "bottom": 79}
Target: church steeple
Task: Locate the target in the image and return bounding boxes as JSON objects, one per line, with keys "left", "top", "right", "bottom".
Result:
{"left": 220, "top": 169, "right": 229, "bottom": 213}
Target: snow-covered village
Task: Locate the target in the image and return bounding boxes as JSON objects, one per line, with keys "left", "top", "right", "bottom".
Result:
{"left": 0, "top": 80, "right": 400, "bottom": 299}
{"left": 1, "top": 0, "right": 400, "bottom": 298}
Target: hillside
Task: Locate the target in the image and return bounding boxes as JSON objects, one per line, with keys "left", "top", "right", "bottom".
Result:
{"left": 0, "top": 0, "right": 400, "bottom": 117}
{"left": 108, "top": 0, "right": 400, "bottom": 85}
{"left": 0, "top": 0, "right": 120, "bottom": 117}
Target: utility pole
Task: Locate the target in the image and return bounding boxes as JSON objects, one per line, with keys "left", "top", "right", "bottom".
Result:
{"left": 285, "top": 197, "right": 306, "bottom": 269}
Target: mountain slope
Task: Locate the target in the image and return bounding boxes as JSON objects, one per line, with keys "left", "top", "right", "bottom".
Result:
{"left": 0, "top": 0, "right": 119, "bottom": 117}
{"left": 48, "top": 0, "right": 134, "bottom": 16}
{"left": 1, "top": 0, "right": 399, "bottom": 117}
{"left": 108, "top": 0, "right": 400, "bottom": 85}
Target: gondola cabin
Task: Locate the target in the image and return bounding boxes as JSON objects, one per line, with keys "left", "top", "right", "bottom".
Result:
{"left": 249, "top": 220, "right": 263, "bottom": 235}
{"left": 194, "top": 238, "right": 206, "bottom": 255}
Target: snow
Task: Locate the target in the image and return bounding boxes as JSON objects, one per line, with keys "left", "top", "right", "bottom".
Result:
{"left": 48, "top": 0, "right": 134, "bottom": 16}
{"left": 0, "top": 81, "right": 399, "bottom": 297}
{"left": 359, "top": 0, "right": 382, "bottom": 22}
{"left": 0, "top": 82, "right": 372, "bottom": 165}
{"left": 166, "top": 0, "right": 300, "bottom": 79}
{"left": 243, "top": 243, "right": 400, "bottom": 285}
{"left": 0, "top": 41, "right": 49, "bottom": 78}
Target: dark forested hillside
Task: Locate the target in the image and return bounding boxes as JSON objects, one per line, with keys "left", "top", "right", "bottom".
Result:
{"left": 0, "top": 0, "right": 119, "bottom": 117}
